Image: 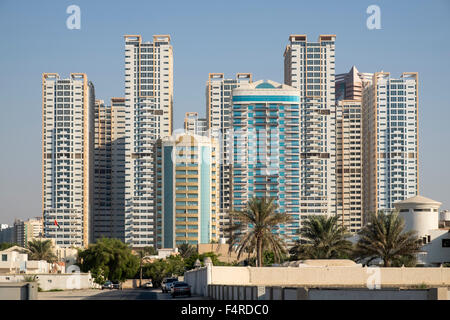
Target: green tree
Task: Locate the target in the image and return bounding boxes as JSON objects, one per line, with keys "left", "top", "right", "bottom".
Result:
{"left": 0, "top": 243, "right": 18, "bottom": 251}
{"left": 27, "top": 239, "right": 57, "bottom": 262}
{"left": 136, "top": 246, "right": 157, "bottom": 287}
{"left": 289, "top": 215, "right": 353, "bottom": 260}
{"left": 184, "top": 251, "right": 232, "bottom": 270}
{"left": 246, "top": 250, "right": 288, "bottom": 266}
{"left": 391, "top": 254, "right": 417, "bottom": 267}
{"left": 354, "top": 211, "right": 422, "bottom": 267}
{"left": 142, "top": 255, "right": 185, "bottom": 288}
{"left": 177, "top": 243, "right": 196, "bottom": 259}
{"left": 78, "top": 238, "right": 139, "bottom": 284}
{"left": 227, "top": 197, "right": 292, "bottom": 267}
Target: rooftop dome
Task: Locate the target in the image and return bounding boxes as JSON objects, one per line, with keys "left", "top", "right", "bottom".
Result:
{"left": 394, "top": 195, "right": 442, "bottom": 206}
{"left": 255, "top": 82, "right": 275, "bottom": 89}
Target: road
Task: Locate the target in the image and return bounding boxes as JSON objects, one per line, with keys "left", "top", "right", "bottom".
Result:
{"left": 38, "top": 288, "right": 209, "bottom": 300}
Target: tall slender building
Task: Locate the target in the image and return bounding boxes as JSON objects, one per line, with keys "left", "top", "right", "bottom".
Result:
{"left": 124, "top": 35, "right": 173, "bottom": 247}
{"left": 231, "top": 80, "right": 302, "bottom": 245}
{"left": 155, "top": 133, "right": 219, "bottom": 248}
{"left": 362, "top": 72, "right": 419, "bottom": 218}
{"left": 335, "top": 66, "right": 371, "bottom": 232}
{"left": 42, "top": 73, "right": 95, "bottom": 248}
{"left": 336, "top": 100, "right": 363, "bottom": 232}
{"left": 206, "top": 73, "right": 252, "bottom": 240}
{"left": 284, "top": 35, "right": 337, "bottom": 220}
{"left": 93, "top": 98, "right": 126, "bottom": 242}
{"left": 184, "top": 112, "right": 207, "bottom": 136}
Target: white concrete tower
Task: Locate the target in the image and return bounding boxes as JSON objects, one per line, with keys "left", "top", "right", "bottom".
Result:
{"left": 284, "top": 35, "right": 337, "bottom": 222}
{"left": 123, "top": 35, "right": 173, "bottom": 247}
{"left": 206, "top": 73, "right": 252, "bottom": 240}
{"left": 362, "top": 72, "right": 419, "bottom": 218}
{"left": 42, "top": 73, "right": 95, "bottom": 248}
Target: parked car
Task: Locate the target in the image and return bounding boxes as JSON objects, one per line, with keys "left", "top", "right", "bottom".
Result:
{"left": 171, "top": 281, "right": 191, "bottom": 298}
{"left": 161, "top": 277, "right": 178, "bottom": 293}
{"left": 112, "top": 281, "right": 122, "bottom": 290}
{"left": 102, "top": 280, "right": 113, "bottom": 290}
{"left": 166, "top": 280, "right": 176, "bottom": 292}
{"left": 143, "top": 281, "right": 153, "bottom": 289}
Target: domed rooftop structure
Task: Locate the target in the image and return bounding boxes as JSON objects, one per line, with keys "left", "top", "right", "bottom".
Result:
{"left": 255, "top": 82, "right": 276, "bottom": 89}
{"left": 394, "top": 195, "right": 442, "bottom": 207}
{"left": 394, "top": 195, "right": 442, "bottom": 237}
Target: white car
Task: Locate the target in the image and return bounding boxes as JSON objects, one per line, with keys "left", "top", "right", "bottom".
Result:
{"left": 161, "top": 277, "right": 177, "bottom": 293}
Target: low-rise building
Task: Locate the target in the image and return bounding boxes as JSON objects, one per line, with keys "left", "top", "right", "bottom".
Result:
{"left": 0, "top": 246, "right": 49, "bottom": 274}
{"left": 394, "top": 195, "right": 450, "bottom": 266}
{"left": 440, "top": 210, "right": 450, "bottom": 228}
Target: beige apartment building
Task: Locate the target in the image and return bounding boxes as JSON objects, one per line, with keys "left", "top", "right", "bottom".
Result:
{"left": 334, "top": 66, "right": 371, "bottom": 232}
{"left": 13, "top": 217, "right": 43, "bottom": 247}
{"left": 336, "top": 100, "right": 363, "bottom": 232}
{"left": 184, "top": 112, "right": 207, "bottom": 136}
{"left": 93, "top": 98, "right": 126, "bottom": 241}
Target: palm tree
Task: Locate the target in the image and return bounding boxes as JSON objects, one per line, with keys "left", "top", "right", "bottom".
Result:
{"left": 136, "top": 246, "right": 157, "bottom": 287}
{"left": 27, "top": 239, "right": 57, "bottom": 262}
{"left": 354, "top": 210, "right": 422, "bottom": 267}
{"left": 227, "top": 197, "right": 292, "bottom": 267}
{"left": 290, "top": 215, "right": 353, "bottom": 260}
{"left": 177, "top": 243, "right": 196, "bottom": 259}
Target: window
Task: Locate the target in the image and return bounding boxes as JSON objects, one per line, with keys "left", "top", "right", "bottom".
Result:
{"left": 1, "top": 254, "right": 7, "bottom": 262}
{"left": 442, "top": 239, "right": 450, "bottom": 248}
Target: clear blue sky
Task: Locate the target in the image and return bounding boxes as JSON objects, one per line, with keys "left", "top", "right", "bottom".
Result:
{"left": 1, "top": 0, "right": 449, "bottom": 224}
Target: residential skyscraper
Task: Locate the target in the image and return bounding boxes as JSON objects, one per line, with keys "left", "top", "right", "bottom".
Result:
{"left": 123, "top": 35, "right": 173, "bottom": 247}
{"left": 206, "top": 73, "right": 252, "bottom": 240}
{"left": 335, "top": 66, "right": 372, "bottom": 101}
{"left": 155, "top": 133, "right": 219, "bottom": 248}
{"left": 334, "top": 66, "right": 371, "bottom": 232}
{"left": 0, "top": 225, "right": 14, "bottom": 244}
{"left": 13, "top": 217, "right": 43, "bottom": 247}
{"left": 336, "top": 100, "right": 363, "bottom": 232}
{"left": 184, "top": 112, "right": 207, "bottom": 136}
{"left": 362, "top": 72, "right": 419, "bottom": 218}
{"left": 42, "top": 73, "right": 95, "bottom": 248}
{"left": 92, "top": 98, "right": 126, "bottom": 242}
{"left": 284, "top": 34, "right": 337, "bottom": 220}
{"left": 231, "top": 80, "right": 301, "bottom": 245}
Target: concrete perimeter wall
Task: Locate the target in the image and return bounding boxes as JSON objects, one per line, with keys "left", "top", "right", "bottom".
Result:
{"left": 0, "top": 273, "right": 95, "bottom": 291}
{"left": 0, "top": 283, "right": 38, "bottom": 300}
{"left": 204, "top": 266, "right": 450, "bottom": 287}
{"left": 184, "top": 266, "right": 450, "bottom": 299}
{"left": 184, "top": 266, "right": 208, "bottom": 296}
{"left": 207, "top": 284, "right": 448, "bottom": 300}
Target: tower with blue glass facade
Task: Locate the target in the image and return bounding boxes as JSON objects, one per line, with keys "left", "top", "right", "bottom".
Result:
{"left": 231, "top": 80, "right": 301, "bottom": 244}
